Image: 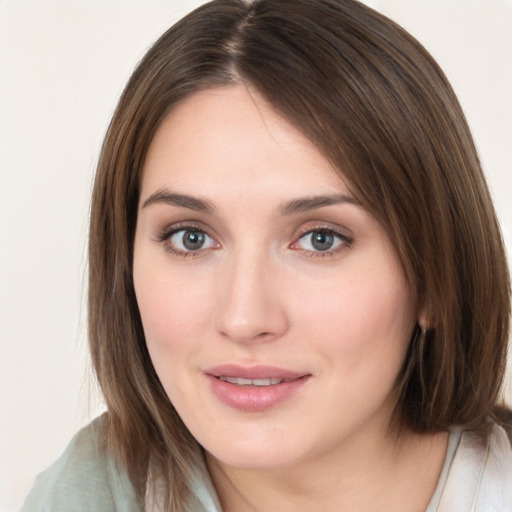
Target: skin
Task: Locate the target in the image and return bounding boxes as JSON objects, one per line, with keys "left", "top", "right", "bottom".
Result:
{"left": 133, "top": 85, "right": 448, "bottom": 511}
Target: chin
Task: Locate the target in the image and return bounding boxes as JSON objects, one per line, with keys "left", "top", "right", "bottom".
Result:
{"left": 202, "top": 434, "right": 303, "bottom": 471}
{"left": 209, "top": 449, "right": 298, "bottom": 471}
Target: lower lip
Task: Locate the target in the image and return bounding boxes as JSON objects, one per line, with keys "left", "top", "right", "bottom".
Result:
{"left": 206, "top": 375, "right": 310, "bottom": 412}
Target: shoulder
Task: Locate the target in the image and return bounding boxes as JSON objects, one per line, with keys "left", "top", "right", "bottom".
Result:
{"left": 438, "top": 423, "right": 512, "bottom": 511}
{"left": 21, "top": 414, "right": 142, "bottom": 512}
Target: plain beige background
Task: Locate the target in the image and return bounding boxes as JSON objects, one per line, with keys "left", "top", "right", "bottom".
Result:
{"left": 0, "top": 1, "right": 511, "bottom": 510}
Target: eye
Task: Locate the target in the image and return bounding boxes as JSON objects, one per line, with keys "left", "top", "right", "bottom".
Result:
{"left": 160, "top": 226, "right": 218, "bottom": 255}
{"left": 293, "top": 228, "right": 351, "bottom": 255}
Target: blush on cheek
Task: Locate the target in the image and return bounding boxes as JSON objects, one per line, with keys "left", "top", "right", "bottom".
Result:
{"left": 141, "top": 297, "right": 202, "bottom": 346}
{"left": 304, "top": 278, "right": 413, "bottom": 367}
{"left": 136, "top": 270, "right": 217, "bottom": 363}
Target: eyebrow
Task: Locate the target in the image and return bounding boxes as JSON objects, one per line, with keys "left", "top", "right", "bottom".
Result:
{"left": 280, "top": 194, "right": 360, "bottom": 215}
{"left": 141, "top": 190, "right": 359, "bottom": 215}
{"left": 142, "top": 190, "right": 216, "bottom": 213}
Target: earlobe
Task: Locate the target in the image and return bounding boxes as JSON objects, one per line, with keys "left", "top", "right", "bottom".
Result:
{"left": 417, "top": 304, "right": 431, "bottom": 331}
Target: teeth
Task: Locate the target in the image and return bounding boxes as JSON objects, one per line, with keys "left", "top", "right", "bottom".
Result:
{"left": 218, "top": 376, "right": 282, "bottom": 386}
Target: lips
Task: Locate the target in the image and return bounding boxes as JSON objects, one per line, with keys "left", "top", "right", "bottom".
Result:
{"left": 206, "top": 364, "right": 306, "bottom": 380}
{"left": 218, "top": 376, "right": 283, "bottom": 386}
{"left": 205, "top": 364, "right": 311, "bottom": 412}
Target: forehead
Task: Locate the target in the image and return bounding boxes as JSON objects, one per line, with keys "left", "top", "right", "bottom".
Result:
{"left": 140, "top": 85, "right": 348, "bottom": 199}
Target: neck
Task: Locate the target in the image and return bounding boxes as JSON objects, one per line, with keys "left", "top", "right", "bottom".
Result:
{"left": 206, "top": 425, "right": 448, "bottom": 512}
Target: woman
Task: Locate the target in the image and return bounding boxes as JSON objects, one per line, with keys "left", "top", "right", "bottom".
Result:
{"left": 23, "top": 0, "right": 511, "bottom": 510}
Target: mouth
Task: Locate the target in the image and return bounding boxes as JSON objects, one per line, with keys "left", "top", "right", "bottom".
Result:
{"left": 206, "top": 364, "right": 308, "bottom": 384}
{"left": 205, "top": 364, "right": 311, "bottom": 412}
{"left": 217, "top": 376, "right": 294, "bottom": 386}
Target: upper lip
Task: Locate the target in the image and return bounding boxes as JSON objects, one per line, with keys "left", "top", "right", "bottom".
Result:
{"left": 205, "top": 364, "right": 309, "bottom": 380}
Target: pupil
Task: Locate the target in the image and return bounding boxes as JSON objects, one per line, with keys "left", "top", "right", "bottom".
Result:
{"left": 183, "top": 231, "right": 205, "bottom": 250}
{"left": 312, "top": 231, "right": 333, "bottom": 251}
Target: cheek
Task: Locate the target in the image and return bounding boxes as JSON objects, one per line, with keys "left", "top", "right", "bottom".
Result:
{"left": 133, "top": 265, "right": 216, "bottom": 409}
{"left": 297, "top": 269, "right": 415, "bottom": 368}
{"left": 133, "top": 259, "right": 213, "bottom": 359}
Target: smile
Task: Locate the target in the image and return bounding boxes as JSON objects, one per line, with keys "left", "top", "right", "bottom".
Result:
{"left": 205, "top": 365, "right": 311, "bottom": 412}
{"left": 218, "top": 376, "right": 285, "bottom": 386}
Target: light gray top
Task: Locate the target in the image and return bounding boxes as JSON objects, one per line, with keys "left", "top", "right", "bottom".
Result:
{"left": 429, "top": 423, "right": 512, "bottom": 512}
{"left": 22, "top": 417, "right": 512, "bottom": 511}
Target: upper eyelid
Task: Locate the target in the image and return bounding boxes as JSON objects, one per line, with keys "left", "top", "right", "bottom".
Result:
{"left": 294, "top": 221, "right": 352, "bottom": 238}
{"left": 156, "top": 221, "right": 212, "bottom": 239}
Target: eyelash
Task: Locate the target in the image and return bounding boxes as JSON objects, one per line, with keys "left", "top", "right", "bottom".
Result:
{"left": 155, "top": 223, "right": 215, "bottom": 258}
{"left": 292, "top": 225, "right": 353, "bottom": 258}
{"left": 154, "top": 223, "right": 353, "bottom": 259}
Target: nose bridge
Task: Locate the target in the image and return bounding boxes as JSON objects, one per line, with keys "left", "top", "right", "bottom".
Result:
{"left": 214, "top": 243, "right": 287, "bottom": 343}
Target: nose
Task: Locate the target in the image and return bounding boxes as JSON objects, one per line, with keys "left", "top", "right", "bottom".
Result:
{"left": 213, "top": 249, "right": 289, "bottom": 345}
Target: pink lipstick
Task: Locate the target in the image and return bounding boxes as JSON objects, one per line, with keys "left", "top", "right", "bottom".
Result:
{"left": 205, "top": 364, "right": 311, "bottom": 412}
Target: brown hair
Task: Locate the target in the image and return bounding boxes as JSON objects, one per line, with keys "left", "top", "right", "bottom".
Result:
{"left": 88, "top": 0, "right": 511, "bottom": 507}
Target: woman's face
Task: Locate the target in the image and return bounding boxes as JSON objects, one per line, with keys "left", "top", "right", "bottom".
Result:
{"left": 133, "top": 85, "right": 418, "bottom": 470}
